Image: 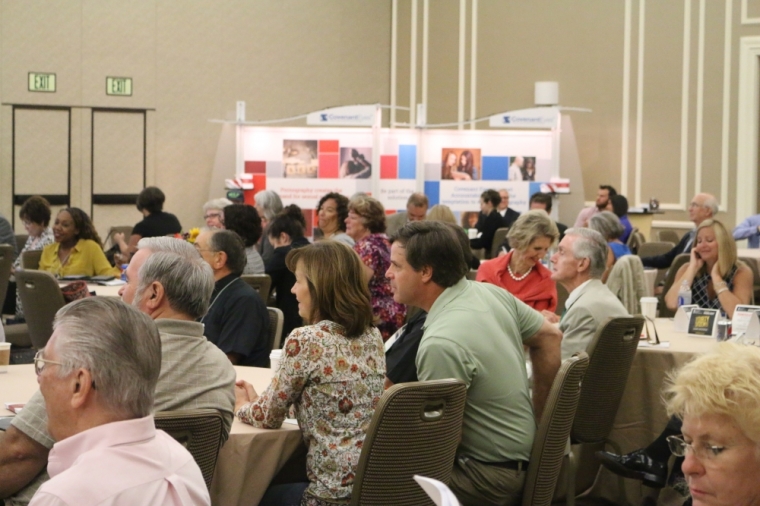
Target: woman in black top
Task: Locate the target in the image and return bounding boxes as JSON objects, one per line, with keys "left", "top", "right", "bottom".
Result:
{"left": 113, "top": 187, "right": 181, "bottom": 262}
{"left": 265, "top": 205, "right": 310, "bottom": 339}
{"left": 469, "top": 189, "right": 504, "bottom": 259}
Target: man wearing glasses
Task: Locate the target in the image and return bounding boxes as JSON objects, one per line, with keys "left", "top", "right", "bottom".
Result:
{"left": 0, "top": 237, "right": 235, "bottom": 505}
{"left": 27, "top": 297, "right": 209, "bottom": 505}
{"left": 641, "top": 193, "right": 718, "bottom": 269}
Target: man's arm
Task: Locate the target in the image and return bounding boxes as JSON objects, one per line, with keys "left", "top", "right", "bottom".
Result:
{"left": 641, "top": 233, "right": 689, "bottom": 269}
{"left": 0, "top": 426, "right": 49, "bottom": 498}
{"left": 733, "top": 215, "right": 760, "bottom": 240}
{"left": 523, "top": 320, "right": 562, "bottom": 423}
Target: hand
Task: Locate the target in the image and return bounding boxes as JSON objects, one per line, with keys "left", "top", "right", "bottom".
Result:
{"left": 113, "top": 232, "right": 125, "bottom": 244}
{"left": 710, "top": 262, "right": 723, "bottom": 283}
{"left": 689, "top": 247, "right": 704, "bottom": 273}
{"left": 541, "top": 310, "right": 560, "bottom": 324}
{"left": 234, "top": 380, "right": 258, "bottom": 412}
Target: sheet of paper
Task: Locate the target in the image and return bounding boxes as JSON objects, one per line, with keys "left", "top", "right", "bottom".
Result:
{"left": 638, "top": 341, "right": 670, "bottom": 348}
{"left": 414, "top": 475, "right": 460, "bottom": 506}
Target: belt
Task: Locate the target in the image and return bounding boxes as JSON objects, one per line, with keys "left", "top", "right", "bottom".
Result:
{"left": 469, "top": 457, "right": 529, "bottom": 471}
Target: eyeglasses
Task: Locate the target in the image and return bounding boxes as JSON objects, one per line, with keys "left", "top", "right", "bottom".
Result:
{"left": 667, "top": 435, "right": 730, "bottom": 461}
{"left": 204, "top": 212, "right": 222, "bottom": 220}
{"left": 688, "top": 202, "right": 705, "bottom": 209}
{"left": 34, "top": 351, "right": 63, "bottom": 376}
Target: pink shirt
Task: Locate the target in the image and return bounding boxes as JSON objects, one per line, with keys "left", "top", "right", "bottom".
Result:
{"left": 29, "top": 416, "right": 209, "bottom": 506}
{"left": 574, "top": 206, "right": 600, "bottom": 228}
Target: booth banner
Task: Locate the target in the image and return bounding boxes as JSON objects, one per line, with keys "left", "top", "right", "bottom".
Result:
{"left": 488, "top": 107, "right": 560, "bottom": 129}
{"left": 376, "top": 179, "right": 418, "bottom": 210}
{"left": 306, "top": 105, "right": 376, "bottom": 126}
{"left": 265, "top": 178, "right": 371, "bottom": 209}
{"left": 437, "top": 181, "right": 535, "bottom": 212}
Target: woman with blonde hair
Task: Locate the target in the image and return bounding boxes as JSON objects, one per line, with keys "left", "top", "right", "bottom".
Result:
{"left": 426, "top": 204, "right": 457, "bottom": 224}
{"left": 665, "top": 219, "right": 752, "bottom": 318}
{"left": 345, "top": 195, "right": 406, "bottom": 340}
{"left": 235, "top": 241, "right": 384, "bottom": 506}
{"left": 477, "top": 210, "right": 559, "bottom": 311}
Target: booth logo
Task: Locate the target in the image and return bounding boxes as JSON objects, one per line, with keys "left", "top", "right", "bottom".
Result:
{"left": 503, "top": 116, "right": 511, "bottom": 124}
{"left": 489, "top": 107, "right": 559, "bottom": 129}
{"left": 320, "top": 114, "right": 328, "bottom": 121}
{"left": 307, "top": 105, "right": 377, "bottom": 126}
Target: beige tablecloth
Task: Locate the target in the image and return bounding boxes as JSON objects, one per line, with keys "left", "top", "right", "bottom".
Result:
{"left": 1, "top": 364, "right": 303, "bottom": 506}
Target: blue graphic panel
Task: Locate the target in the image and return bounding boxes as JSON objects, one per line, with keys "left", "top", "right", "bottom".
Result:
{"left": 481, "top": 156, "right": 509, "bottom": 181}
{"left": 398, "top": 145, "right": 417, "bottom": 180}
{"left": 529, "top": 182, "right": 542, "bottom": 198}
{"left": 424, "top": 181, "right": 440, "bottom": 206}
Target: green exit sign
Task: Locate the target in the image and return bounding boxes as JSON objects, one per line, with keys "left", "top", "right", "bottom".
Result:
{"left": 28, "top": 72, "right": 56, "bottom": 92}
{"left": 106, "top": 77, "right": 132, "bottom": 96}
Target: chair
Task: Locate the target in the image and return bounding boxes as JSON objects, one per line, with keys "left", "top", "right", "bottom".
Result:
{"left": 606, "top": 255, "right": 647, "bottom": 314}
{"left": 521, "top": 352, "right": 589, "bottom": 506}
{"left": 555, "top": 316, "right": 645, "bottom": 505}
{"left": 657, "top": 229, "right": 681, "bottom": 244}
{"left": 658, "top": 253, "right": 690, "bottom": 318}
{"left": 555, "top": 281, "right": 569, "bottom": 316}
{"left": 637, "top": 241, "right": 676, "bottom": 286}
{"left": 15, "top": 270, "right": 66, "bottom": 349}
{"left": 626, "top": 228, "right": 644, "bottom": 254}
{"left": 0, "top": 244, "right": 14, "bottom": 311}
{"left": 350, "top": 379, "right": 467, "bottom": 506}
{"left": 14, "top": 234, "right": 28, "bottom": 253}
{"left": 104, "top": 225, "right": 133, "bottom": 250}
{"left": 21, "top": 250, "right": 42, "bottom": 270}
{"left": 739, "top": 256, "right": 760, "bottom": 305}
{"left": 491, "top": 227, "right": 510, "bottom": 259}
{"left": 267, "top": 306, "right": 284, "bottom": 352}
{"left": 465, "top": 269, "right": 478, "bottom": 281}
{"left": 240, "top": 274, "right": 272, "bottom": 301}
{"left": 154, "top": 408, "right": 226, "bottom": 489}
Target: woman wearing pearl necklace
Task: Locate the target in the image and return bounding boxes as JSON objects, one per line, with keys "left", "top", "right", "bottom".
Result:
{"left": 476, "top": 210, "right": 559, "bottom": 312}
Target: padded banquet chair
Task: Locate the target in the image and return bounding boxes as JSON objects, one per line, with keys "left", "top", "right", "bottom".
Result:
{"left": 738, "top": 256, "right": 760, "bottom": 305}
{"left": 0, "top": 244, "right": 31, "bottom": 348}
{"left": 266, "top": 307, "right": 284, "bottom": 353}
{"left": 154, "top": 408, "right": 225, "bottom": 489}
{"left": 103, "top": 225, "right": 133, "bottom": 251}
{"left": 553, "top": 316, "right": 645, "bottom": 506}
{"left": 656, "top": 229, "right": 680, "bottom": 244}
{"left": 637, "top": 241, "right": 676, "bottom": 286}
{"left": 491, "top": 227, "right": 510, "bottom": 259}
{"left": 21, "top": 250, "right": 42, "bottom": 270}
{"left": 626, "top": 228, "right": 644, "bottom": 255}
{"left": 555, "top": 282, "right": 569, "bottom": 316}
{"left": 350, "top": 379, "right": 467, "bottom": 506}
{"left": 14, "top": 234, "right": 28, "bottom": 253}
{"left": 240, "top": 274, "right": 272, "bottom": 302}
{"left": 521, "top": 352, "right": 589, "bottom": 506}
{"left": 657, "top": 253, "right": 690, "bottom": 318}
{"left": 15, "top": 270, "right": 66, "bottom": 349}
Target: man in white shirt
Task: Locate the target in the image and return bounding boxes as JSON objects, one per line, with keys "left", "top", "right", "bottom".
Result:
{"left": 497, "top": 189, "right": 520, "bottom": 228}
{"left": 543, "top": 227, "right": 629, "bottom": 359}
{"left": 29, "top": 297, "right": 209, "bottom": 506}
{"left": 573, "top": 185, "right": 617, "bottom": 228}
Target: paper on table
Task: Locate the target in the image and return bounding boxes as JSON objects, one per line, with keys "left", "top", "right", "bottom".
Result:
{"left": 98, "top": 279, "right": 126, "bottom": 286}
{"left": 283, "top": 418, "right": 299, "bottom": 426}
{"left": 638, "top": 341, "right": 670, "bottom": 348}
{"left": 414, "top": 475, "right": 460, "bottom": 506}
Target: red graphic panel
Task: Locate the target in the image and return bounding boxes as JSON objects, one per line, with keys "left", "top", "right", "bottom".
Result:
{"left": 245, "top": 161, "right": 266, "bottom": 174}
{"left": 380, "top": 155, "right": 398, "bottom": 179}
{"left": 319, "top": 153, "right": 339, "bottom": 178}
{"left": 319, "top": 140, "right": 339, "bottom": 153}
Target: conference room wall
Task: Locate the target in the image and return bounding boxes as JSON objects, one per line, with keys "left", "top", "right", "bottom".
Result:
{"left": 0, "top": 1, "right": 392, "bottom": 233}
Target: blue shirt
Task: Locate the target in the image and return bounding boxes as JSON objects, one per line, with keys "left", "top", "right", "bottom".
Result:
{"left": 733, "top": 214, "right": 760, "bottom": 248}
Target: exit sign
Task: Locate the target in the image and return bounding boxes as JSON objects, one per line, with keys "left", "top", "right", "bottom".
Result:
{"left": 28, "top": 72, "right": 56, "bottom": 92}
{"left": 106, "top": 77, "right": 132, "bottom": 96}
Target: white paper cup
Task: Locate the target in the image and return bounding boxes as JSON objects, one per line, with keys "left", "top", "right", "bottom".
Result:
{"left": 467, "top": 228, "right": 478, "bottom": 240}
{"left": 0, "top": 342, "right": 11, "bottom": 373}
{"left": 270, "top": 349, "right": 282, "bottom": 371}
{"left": 640, "top": 296, "right": 658, "bottom": 321}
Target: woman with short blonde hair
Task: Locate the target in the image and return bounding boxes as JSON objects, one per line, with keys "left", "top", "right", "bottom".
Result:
{"left": 426, "top": 204, "right": 457, "bottom": 225}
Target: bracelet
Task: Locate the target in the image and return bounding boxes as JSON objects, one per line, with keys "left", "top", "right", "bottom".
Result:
{"left": 716, "top": 287, "right": 729, "bottom": 296}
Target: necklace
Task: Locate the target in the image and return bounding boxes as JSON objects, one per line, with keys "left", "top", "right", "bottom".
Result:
{"left": 507, "top": 262, "right": 533, "bottom": 281}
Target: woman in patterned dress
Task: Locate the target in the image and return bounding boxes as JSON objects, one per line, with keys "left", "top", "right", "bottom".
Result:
{"left": 234, "top": 241, "right": 385, "bottom": 506}
{"left": 345, "top": 195, "right": 406, "bottom": 340}
{"left": 664, "top": 219, "right": 753, "bottom": 318}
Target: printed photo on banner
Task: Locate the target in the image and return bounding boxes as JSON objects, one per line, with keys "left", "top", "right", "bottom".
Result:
{"left": 339, "top": 147, "right": 372, "bottom": 179}
{"left": 508, "top": 156, "right": 536, "bottom": 181}
{"left": 283, "top": 140, "right": 318, "bottom": 178}
{"left": 441, "top": 148, "right": 481, "bottom": 181}
{"left": 461, "top": 211, "right": 480, "bottom": 229}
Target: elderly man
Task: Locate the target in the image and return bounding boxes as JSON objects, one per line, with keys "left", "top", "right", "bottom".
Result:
{"left": 194, "top": 229, "right": 269, "bottom": 366}
{"left": 386, "top": 221, "right": 561, "bottom": 506}
{"left": 544, "top": 227, "right": 629, "bottom": 360}
{"left": 0, "top": 236, "right": 235, "bottom": 505}
{"left": 573, "top": 185, "right": 617, "bottom": 228}
{"left": 497, "top": 189, "right": 520, "bottom": 228}
{"left": 28, "top": 298, "right": 209, "bottom": 505}
{"left": 641, "top": 192, "right": 717, "bottom": 269}
{"left": 385, "top": 192, "right": 429, "bottom": 237}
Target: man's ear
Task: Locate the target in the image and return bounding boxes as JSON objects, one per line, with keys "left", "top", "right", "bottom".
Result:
{"left": 577, "top": 256, "right": 590, "bottom": 274}
{"left": 420, "top": 265, "right": 434, "bottom": 284}
{"left": 70, "top": 369, "right": 94, "bottom": 409}
{"left": 145, "top": 281, "right": 165, "bottom": 311}
{"left": 215, "top": 251, "right": 229, "bottom": 270}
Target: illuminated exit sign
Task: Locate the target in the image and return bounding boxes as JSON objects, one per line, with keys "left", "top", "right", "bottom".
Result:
{"left": 28, "top": 72, "right": 56, "bottom": 92}
{"left": 106, "top": 77, "right": 132, "bottom": 96}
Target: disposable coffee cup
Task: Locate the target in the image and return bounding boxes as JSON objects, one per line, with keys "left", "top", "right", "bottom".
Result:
{"left": 270, "top": 349, "right": 282, "bottom": 371}
{"left": 467, "top": 228, "right": 478, "bottom": 240}
{"left": 0, "top": 342, "right": 11, "bottom": 373}
{"left": 640, "top": 296, "right": 658, "bottom": 321}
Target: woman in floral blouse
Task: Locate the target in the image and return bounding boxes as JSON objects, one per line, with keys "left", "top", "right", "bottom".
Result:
{"left": 345, "top": 195, "right": 406, "bottom": 340}
{"left": 235, "top": 241, "right": 385, "bottom": 506}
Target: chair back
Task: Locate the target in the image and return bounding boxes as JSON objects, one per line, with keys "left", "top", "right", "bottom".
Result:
{"left": 606, "top": 255, "right": 647, "bottom": 314}
{"left": 658, "top": 253, "right": 691, "bottom": 318}
{"left": 572, "top": 316, "right": 644, "bottom": 444}
{"left": 739, "top": 257, "right": 760, "bottom": 306}
{"left": 22, "top": 250, "right": 42, "bottom": 270}
{"left": 15, "top": 234, "right": 28, "bottom": 253}
{"left": 657, "top": 229, "right": 681, "bottom": 244}
{"left": 637, "top": 241, "right": 675, "bottom": 258}
{"left": 15, "top": 270, "right": 66, "bottom": 349}
{"left": 350, "top": 379, "right": 467, "bottom": 506}
{"left": 626, "top": 228, "right": 644, "bottom": 254}
{"left": 240, "top": 274, "right": 272, "bottom": 301}
{"left": 154, "top": 408, "right": 225, "bottom": 489}
{"left": 555, "top": 281, "right": 569, "bottom": 316}
{"left": 522, "top": 352, "right": 589, "bottom": 506}
{"left": 267, "top": 307, "right": 284, "bottom": 351}
{"left": 104, "top": 225, "right": 133, "bottom": 250}
{"left": 0, "top": 245, "right": 14, "bottom": 310}
{"left": 491, "top": 227, "right": 510, "bottom": 258}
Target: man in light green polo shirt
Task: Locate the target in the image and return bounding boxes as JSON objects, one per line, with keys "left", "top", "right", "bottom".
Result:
{"left": 386, "top": 221, "right": 562, "bottom": 506}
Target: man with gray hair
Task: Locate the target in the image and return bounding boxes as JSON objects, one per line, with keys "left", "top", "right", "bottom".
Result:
{"left": 544, "top": 227, "right": 629, "bottom": 359}
{"left": 385, "top": 192, "right": 429, "bottom": 237}
{"left": 29, "top": 298, "right": 209, "bottom": 505}
{"left": 0, "top": 237, "right": 235, "bottom": 505}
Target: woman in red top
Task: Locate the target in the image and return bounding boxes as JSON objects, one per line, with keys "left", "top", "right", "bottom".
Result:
{"left": 477, "top": 210, "right": 559, "bottom": 312}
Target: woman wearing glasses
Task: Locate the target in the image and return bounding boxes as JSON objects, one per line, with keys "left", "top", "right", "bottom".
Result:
{"left": 234, "top": 241, "right": 385, "bottom": 506}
